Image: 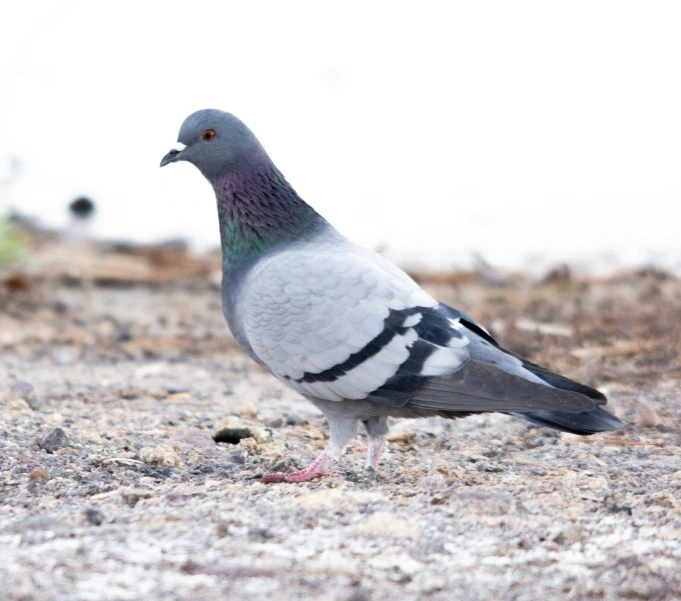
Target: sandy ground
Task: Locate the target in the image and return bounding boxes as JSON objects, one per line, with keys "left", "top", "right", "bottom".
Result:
{"left": 1, "top": 257, "right": 681, "bottom": 600}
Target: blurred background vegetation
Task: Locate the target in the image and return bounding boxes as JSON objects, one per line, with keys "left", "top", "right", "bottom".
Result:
{"left": 0, "top": 214, "right": 26, "bottom": 264}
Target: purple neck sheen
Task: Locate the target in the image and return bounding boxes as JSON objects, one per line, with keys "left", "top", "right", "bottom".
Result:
{"left": 212, "top": 162, "right": 325, "bottom": 271}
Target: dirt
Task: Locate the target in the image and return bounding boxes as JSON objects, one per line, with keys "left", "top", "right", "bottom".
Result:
{"left": 1, "top": 245, "right": 681, "bottom": 601}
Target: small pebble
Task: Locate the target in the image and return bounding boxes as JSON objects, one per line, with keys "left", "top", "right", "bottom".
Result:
{"left": 84, "top": 508, "right": 104, "bottom": 526}
{"left": 52, "top": 300, "right": 69, "bottom": 313}
{"left": 40, "top": 428, "right": 69, "bottom": 453}
{"left": 285, "top": 413, "right": 306, "bottom": 425}
{"left": 215, "top": 521, "right": 230, "bottom": 538}
{"left": 28, "top": 467, "right": 50, "bottom": 481}
{"left": 139, "top": 445, "right": 181, "bottom": 467}
{"left": 248, "top": 527, "right": 274, "bottom": 541}
{"left": 121, "top": 488, "right": 154, "bottom": 508}
{"left": 214, "top": 427, "right": 256, "bottom": 444}
{"left": 232, "top": 402, "right": 258, "bottom": 417}
{"left": 214, "top": 426, "right": 272, "bottom": 444}
{"left": 7, "top": 398, "right": 32, "bottom": 413}
{"left": 347, "top": 588, "right": 371, "bottom": 601}
{"left": 229, "top": 452, "right": 246, "bottom": 464}
{"left": 639, "top": 404, "right": 661, "bottom": 428}
{"left": 388, "top": 431, "right": 414, "bottom": 444}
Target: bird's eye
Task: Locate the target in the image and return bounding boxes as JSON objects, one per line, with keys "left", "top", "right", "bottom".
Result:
{"left": 202, "top": 129, "right": 216, "bottom": 141}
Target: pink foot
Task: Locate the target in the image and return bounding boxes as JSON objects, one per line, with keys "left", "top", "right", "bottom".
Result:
{"left": 261, "top": 452, "right": 344, "bottom": 483}
{"left": 369, "top": 438, "right": 386, "bottom": 471}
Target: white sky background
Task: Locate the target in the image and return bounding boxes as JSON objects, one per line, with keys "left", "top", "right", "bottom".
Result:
{"left": 1, "top": 1, "right": 680, "bottom": 271}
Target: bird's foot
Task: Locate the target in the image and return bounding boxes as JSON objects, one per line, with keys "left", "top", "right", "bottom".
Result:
{"left": 261, "top": 452, "right": 344, "bottom": 483}
{"left": 366, "top": 437, "right": 387, "bottom": 471}
{"left": 261, "top": 468, "right": 344, "bottom": 483}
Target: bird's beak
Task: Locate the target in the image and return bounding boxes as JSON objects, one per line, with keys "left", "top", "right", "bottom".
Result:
{"left": 160, "top": 142, "right": 187, "bottom": 167}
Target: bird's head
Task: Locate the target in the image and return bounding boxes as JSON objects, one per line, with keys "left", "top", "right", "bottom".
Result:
{"left": 160, "top": 109, "right": 269, "bottom": 180}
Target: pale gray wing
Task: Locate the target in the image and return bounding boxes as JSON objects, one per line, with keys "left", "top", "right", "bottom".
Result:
{"left": 237, "top": 240, "right": 470, "bottom": 402}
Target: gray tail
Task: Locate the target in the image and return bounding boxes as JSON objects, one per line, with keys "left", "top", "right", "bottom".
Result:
{"left": 507, "top": 349, "right": 625, "bottom": 434}
{"left": 512, "top": 407, "right": 626, "bottom": 435}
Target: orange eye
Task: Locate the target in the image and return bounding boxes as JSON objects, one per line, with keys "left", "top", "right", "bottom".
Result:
{"left": 202, "top": 129, "right": 216, "bottom": 141}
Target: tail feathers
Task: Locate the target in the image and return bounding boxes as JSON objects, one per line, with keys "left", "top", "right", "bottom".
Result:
{"left": 511, "top": 352, "right": 607, "bottom": 403}
{"left": 513, "top": 407, "right": 626, "bottom": 435}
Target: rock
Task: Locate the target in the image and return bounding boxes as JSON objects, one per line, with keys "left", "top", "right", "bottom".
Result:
{"left": 28, "top": 467, "right": 50, "bottom": 481}
{"left": 213, "top": 426, "right": 272, "bottom": 445}
{"left": 232, "top": 402, "right": 258, "bottom": 417}
{"left": 213, "top": 426, "right": 254, "bottom": 444}
{"left": 387, "top": 431, "right": 414, "bottom": 444}
{"left": 346, "top": 589, "right": 371, "bottom": 601}
{"left": 284, "top": 413, "right": 307, "bottom": 425}
{"left": 248, "top": 527, "right": 274, "bottom": 541}
{"left": 84, "top": 508, "right": 104, "bottom": 526}
{"left": 550, "top": 525, "right": 584, "bottom": 546}
{"left": 229, "top": 452, "right": 246, "bottom": 464}
{"left": 139, "top": 445, "right": 181, "bottom": 467}
{"left": 121, "top": 487, "right": 154, "bottom": 508}
{"left": 9, "top": 381, "right": 41, "bottom": 409}
{"left": 639, "top": 404, "right": 661, "bottom": 428}
{"left": 668, "top": 471, "right": 681, "bottom": 482}
{"left": 253, "top": 428, "right": 273, "bottom": 443}
{"left": 39, "top": 428, "right": 69, "bottom": 453}
{"left": 6, "top": 398, "right": 32, "bottom": 413}
{"left": 215, "top": 521, "right": 230, "bottom": 538}
{"left": 354, "top": 511, "right": 419, "bottom": 539}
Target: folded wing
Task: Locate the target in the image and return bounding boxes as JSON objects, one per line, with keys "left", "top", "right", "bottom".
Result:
{"left": 238, "top": 241, "right": 470, "bottom": 402}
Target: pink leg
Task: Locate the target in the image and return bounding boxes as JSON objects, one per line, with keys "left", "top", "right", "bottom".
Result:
{"left": 364, "top": 417, "right": 389, "bottom": 471}
{"left": 261, "top": 451, "right": 344, "bottom": 483}
{"left": 367, "top": 437, "right": 387, "bottom": 470}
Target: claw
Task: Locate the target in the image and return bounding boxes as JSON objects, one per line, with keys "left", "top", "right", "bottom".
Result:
{"left": 260, "top": 468, "right": 345, "bottom": 483}
{"left": 260, "top": 451, "right": 344, "bottom": 483}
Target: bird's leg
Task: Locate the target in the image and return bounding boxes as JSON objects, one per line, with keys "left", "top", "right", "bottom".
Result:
{"left": 261, "top": 416, "right": 357, "bottom": 483}
{"left": 261, "top": 450, "right": 338, "bottom": 483}
{"left": 363, "top": 416, "right": 389, "bottom": 471}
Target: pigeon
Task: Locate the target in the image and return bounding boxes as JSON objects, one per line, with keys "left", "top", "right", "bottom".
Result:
{"left": 161, "top": 109, "right": 625, "bottom": 483}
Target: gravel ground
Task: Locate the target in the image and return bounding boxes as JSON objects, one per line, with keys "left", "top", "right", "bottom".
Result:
{"left": 1, "top": 265, "right": 681, "bottom": 601}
